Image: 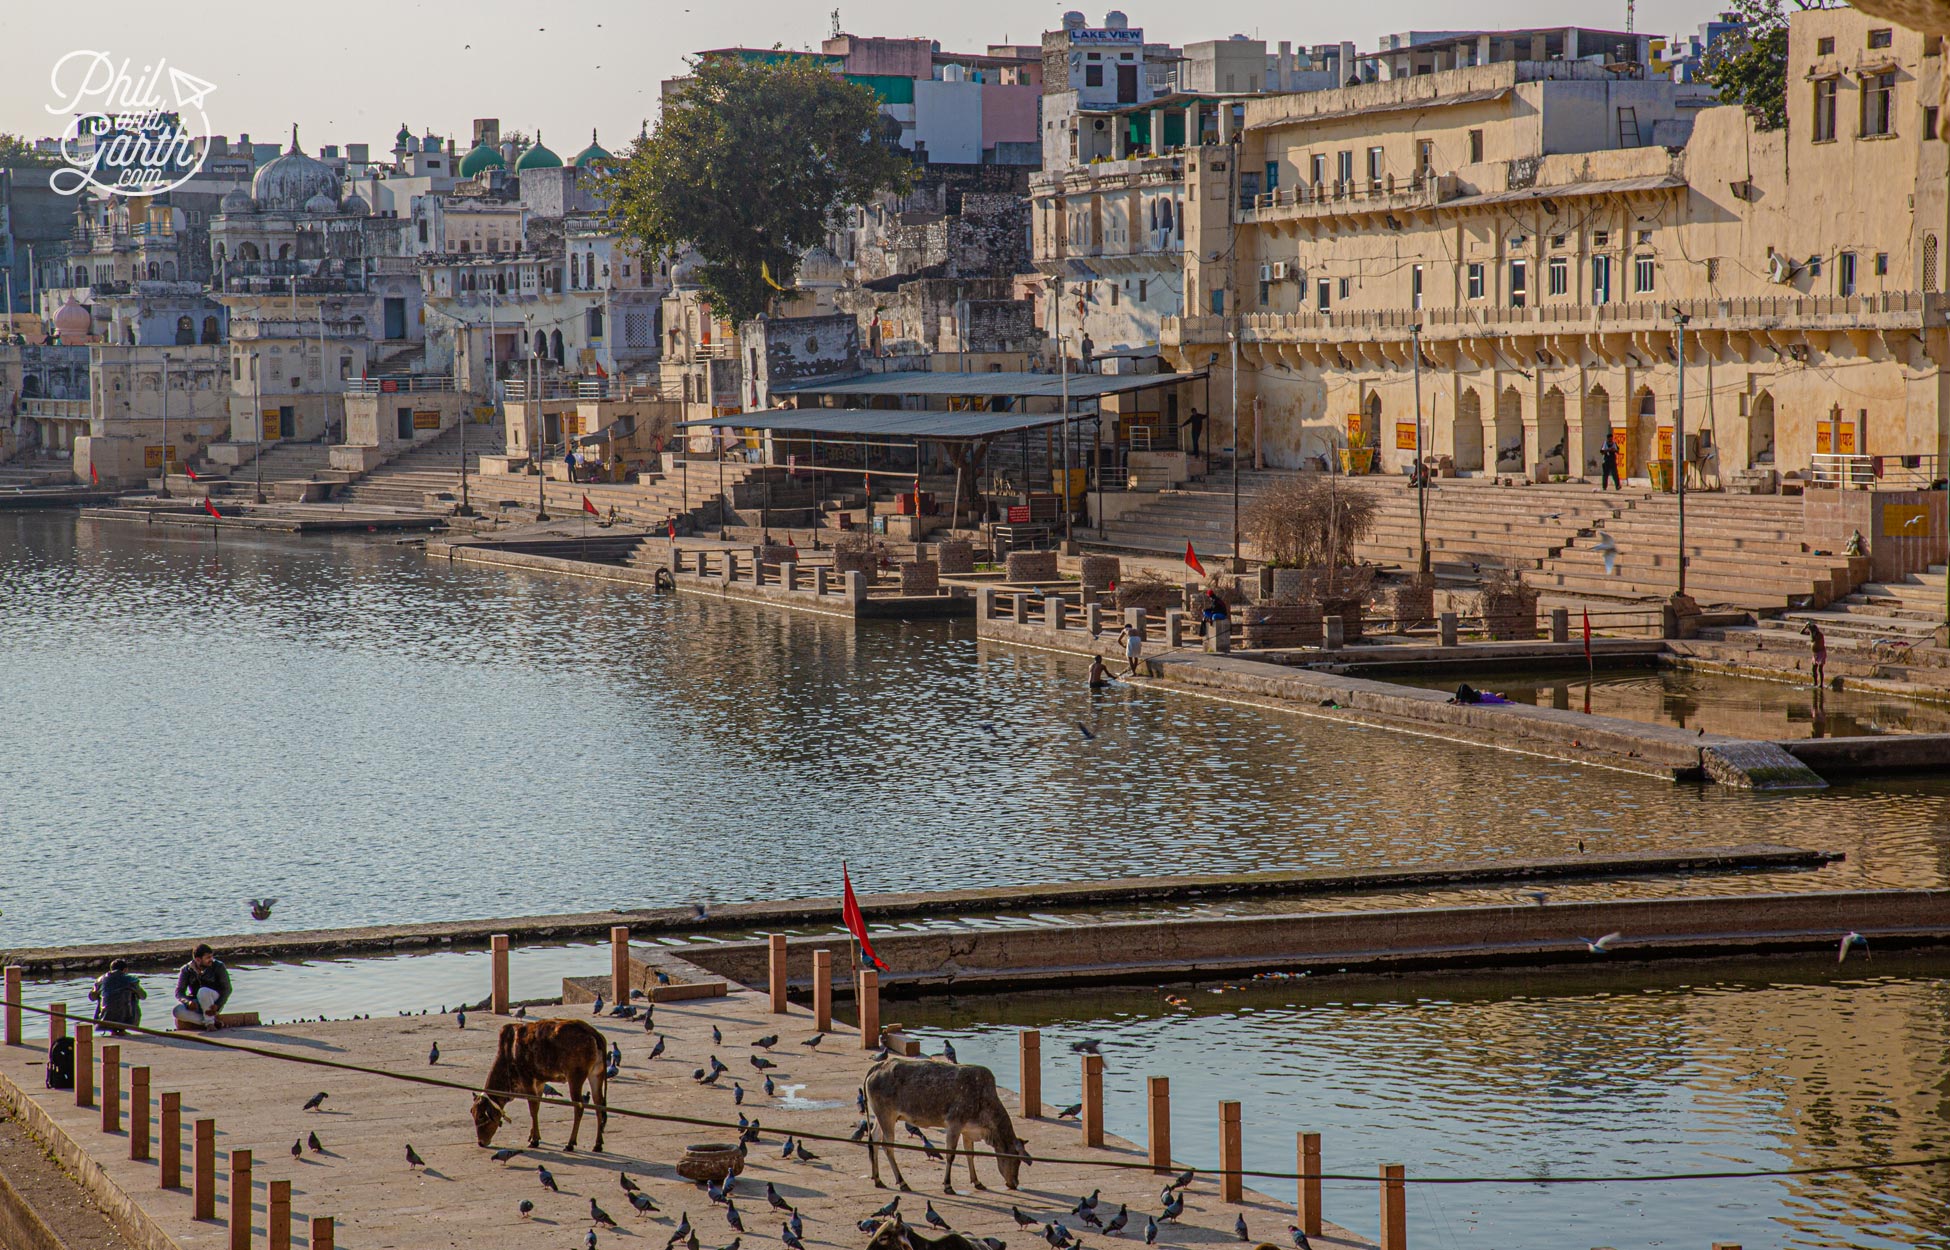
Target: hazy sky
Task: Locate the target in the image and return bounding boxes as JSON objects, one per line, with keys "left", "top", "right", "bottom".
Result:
{"left": 4, "top": 0, "right": 1723, "bottom": 154}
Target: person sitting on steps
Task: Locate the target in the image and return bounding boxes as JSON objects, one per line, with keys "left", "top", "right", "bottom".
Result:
{"left": 90, "top": 959, "right": 145, "bottom": 1035}
{"left": 173, "top": 944, "right": 233, "bottom": 1030}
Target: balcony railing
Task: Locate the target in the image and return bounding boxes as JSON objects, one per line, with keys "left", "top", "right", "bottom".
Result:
{"left": 1810, "top": 452, "right": 1943, "bottom": 490}
{"left": 1239, "top": 172, "right": 1456, "bottom": 219}
{"left": 21, "top": 398, "right": 89, "bottom": 419}
{"left": 344, "top": 376, "right": 459, "bottom": 395}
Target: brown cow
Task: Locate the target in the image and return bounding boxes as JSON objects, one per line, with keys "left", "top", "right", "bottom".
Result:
{"left": 471, "top": 1019, "right": 609, "bottom": 1153}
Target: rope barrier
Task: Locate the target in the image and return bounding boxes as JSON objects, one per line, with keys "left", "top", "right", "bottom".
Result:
{"left": 8, "top": 1002, "right": 1945, "bottom": 1188}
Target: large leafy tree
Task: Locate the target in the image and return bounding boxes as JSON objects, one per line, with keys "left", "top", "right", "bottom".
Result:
{"left": 604, "top": 54, "right": 911, "bottom": 324}
{"left": 0, "top": 134, "right": 58, "bottom": 167}
{"left": 1701, "top": 0, "right": 1821, "bottom": 132}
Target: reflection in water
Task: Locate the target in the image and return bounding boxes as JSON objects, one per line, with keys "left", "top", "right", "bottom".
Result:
{"left": 1393, "top": 664, "right": 1950, "bottom": 739}
{"left": 899, "top": 959, "right": 1950, "bottom": 1250}
{"left": 6, "top": 511, "right": 1950, "bottom": 955}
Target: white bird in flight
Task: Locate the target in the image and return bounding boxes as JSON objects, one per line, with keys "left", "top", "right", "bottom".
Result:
{"left": 1590, "top": 532, "right": 1620, "bottom": 576}
{"left": 1838, "top": 931, "right": 1870, "bottom": 964}
{"left": 1580, "top": 932, "right": 1623, "bottom": 954}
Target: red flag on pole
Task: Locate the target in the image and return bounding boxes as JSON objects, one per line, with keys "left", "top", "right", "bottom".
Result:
{"left": 186, "top": 466, "right": 198, "bottom": 481}
{"left": 203, "top": 497, "right": 220, "bottom": 519}
{"left": 842, "top": 863, "right": 887, "bottom": 971}
{"left": 583, "top": 494, "right": 599, "bottom": 516}
{"left": 89, "top": 462, "right": 99, "bottom": 484}
{"left": 1582, "top": 607, "right": 1593, "bottom": 666}
{"left": 667, "top": 520, "right": 678, "bottom": 539}
{"left": 1184, "top": 541, "right": 1206, "bottom": 579}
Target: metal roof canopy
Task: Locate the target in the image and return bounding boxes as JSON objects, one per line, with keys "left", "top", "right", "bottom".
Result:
{"left": 771, "top": 369, "right": 1206, "bottom": 401}
{"left": 674, "top": 408, "right": 1079, "bottom": 440}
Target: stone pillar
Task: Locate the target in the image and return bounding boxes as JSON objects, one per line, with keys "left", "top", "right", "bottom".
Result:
{"left": 610, "top": 926, "right": 631, "bottom": 1004}
{"left": 132, "top": 1067, "right": 151, "bottom": 1160}
{"left": 1012, "top": 593, "right": 1029, "bottom": 624}
{"left": 1218, "top": 101, "right": 1236, "bottom": 143}
{"left": 1086, "top": 603, "right": 1104, "bottom": 637}
{"left": 1020, "top": 1029, "right": 1042, "bottom": 1117}
{"left": 194, "top": 1118, "right": 216, "bottom": 1219}
{"left": 1081, "top": 1053, "right": 1105, "bottom": 1147}
{"left": 978, "top": 586, "right": 996, "bottom": 619}
{"left": 815, "top": 567, "right": 831, "bottom": 597}
{"left": 49, "top": 1002, "right": 65, "bottom": 1043}
{"left": 669, "top": 545, "right": 685, "bottom": 575}
{"left": 1166, "top": 611, "right": 1185, "bottom": 647}
{"left": 490, "top": 934, "right": 510, "bottom": 1014}
{"left": 1297, "top": 1132, "right": 1323, "bottom": 1236}
{"left": 101, "top": 1044, "right": 120, "bottom": 1134}
{"left": 1047, "top": 596, "right": 1066, "bottom": 630}
{"left": 3, "top": 966, "right": 18, "bottom": 1046}
{"left": 1551, "top": 607, "right": 1569, "bottom": 643}
{"left": 1113, "top": 121, "right": 1130, "bottom": 160}
{"left": 1207, "top": 619, "right": 1231, "bottom": 653}
{"left": 269, "top": 1180, "right": 291, "bottom": 1250}
{"left": 783, "top": 561, "right": 799, "bottom": 591}
{"left": 724, "top": 552, "right": 739, "bottom": 584}
{"left": 1148, "top": 1076, "right": 1171, "bottom": 1173}
{"left": 229, "top": 1149, "right": 252, "bottom": 1250}
{"left": 1219, "top": 1101, "right": 1243, "bottom": 1202}
{"left": 856, "top": 969, "right": 880, "bottom": 1048}
{"left": 1323, "top": 616, "right": 1345, "bottom": 650}
{"left": 768, "top": 934, "right": 789, "bottom": 1014}
{"left": 161, "top": 1092, "right": 182, "bottom": 1188}
{"left": 812, "top": 949, "right": 832, "bottom": 1032}
{"left": 1125, "top": 607, "right": 1148, "bottom": 638}
{"left": 1150, "top": 108, "right": 1166, "bottom": 154}
{"left": 75, "top": 1023, "right": 94, "bottom": 1108}
{"left": 1379, "top": 1164, "right": 1406, "bottom": 1250}
{"left": 845, "top": 570, "right": 867, "bottom": 605}
{"left": 311, "top": 1217, "right": 335, "bottom": 1250}
{"left": 1439, "top": 612, "right": 1458, "bottom": 647}
{"left": 753, "top": 560, "right": 769, "bottom": 587}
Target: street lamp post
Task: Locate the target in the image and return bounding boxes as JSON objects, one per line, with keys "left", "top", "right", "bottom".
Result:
{"left": 250, "top": 350, "right": 264, "bottom": 504}
{"left": 158, "top": 348, "right": 170, "bottom": 499}
{"left": 1673, "top": 308, "right": 1690, "bottom": 599}
{"left": 533, "top": 348, "right": 549, "bottom": 522}
{"left": 1229, "top": 330, "right": 1241, "bottom": 569}
{"left": 1411, "top": 323, "right": 1428, "bottom": 574}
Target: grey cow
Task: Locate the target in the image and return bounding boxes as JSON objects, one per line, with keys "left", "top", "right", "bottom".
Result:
{"left": 862, "top": 1057, "right": 1033, "bottom": 1194}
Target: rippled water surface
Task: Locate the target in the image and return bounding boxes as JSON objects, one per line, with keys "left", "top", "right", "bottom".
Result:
{"left": 903, "top": 960, "right": 1950, "bottom": 1250}
{"left": 7, "top": 510, "right": 1950, "bottom": 951}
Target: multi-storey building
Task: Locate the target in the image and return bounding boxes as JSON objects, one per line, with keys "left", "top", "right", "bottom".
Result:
{"left": 1157, "top": 7, "right": 1950, "bottom": 486}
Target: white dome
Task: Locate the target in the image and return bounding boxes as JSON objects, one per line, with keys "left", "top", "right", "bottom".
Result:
{"left": 341, "top": 192, "right": 370, "bottom": 216}
{"left": 220, "top": 186, "right": 253, "bottom": 214}
{"left": 798, "top": 244, "right": 843, "bottom": 281}
{"left": 251, "top": 126, "right": 339, "bottom": 213}
{"left": 305, "top": 191, "right": 336, "bottom": 214}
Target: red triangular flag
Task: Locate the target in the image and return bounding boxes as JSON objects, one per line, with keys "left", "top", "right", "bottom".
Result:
{"left": 842, "top": 863, "right": 887, "bottom": 971}
{"left": 89, "top": 462, "right": 99, "bottom": 484}
{"left": 667, "top": 520, "right": 677, "bottom": 539}
{"left": 203, "top": 497, "right": 220, "bottom": 519}
{"left": 583, "top": 494, "right": 599, "bottom": 516}
{"left": 186, "top": 466, "right": 198, "bottom": 481}
{"left": 1582, "top": 607, "right": 1593, "bottom": 665}
{"left": 1184, "top": 541, "right": 1206, "bottom": 578}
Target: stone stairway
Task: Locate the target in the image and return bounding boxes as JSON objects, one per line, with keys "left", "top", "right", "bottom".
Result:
{"left": 1689, "top": 566, "right": 1950, "bottom": 677}
{"left": 332, "top": 422, "right": 509, "bottom": 512}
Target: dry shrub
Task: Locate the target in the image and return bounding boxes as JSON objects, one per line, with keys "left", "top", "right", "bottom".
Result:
{"left": 1244, "top": 475, "right": 1380, "bottom": 569}
{"left": 1112, "top": 570, "right": 1185, "bottom": 614}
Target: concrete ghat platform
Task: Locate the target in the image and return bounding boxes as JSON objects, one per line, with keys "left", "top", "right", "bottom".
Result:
{"left": 670, "top": 889, "right": 1950, "bottom": 996}
{"left": 81, "top": 506, "right": 445, "bottom": 533}
{"left": 975, "top": 614, "right": 1824, "bottom": 786}
{"left": 0, "top": 989, "right": 1373, "bottom": 1250}
{"left": 0, "top": 847, "right": 1838, "bottom": 976}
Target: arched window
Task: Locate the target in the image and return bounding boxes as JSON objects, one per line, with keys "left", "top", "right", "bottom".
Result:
{"left": 147, "top": 262, "right": 160, "bottom": 280}
{"left": 550, "top": 329, "right": 563, "bottom": 363}
{"left": 162, "top": 261, "right": 176, "bottom": 280}
{"left": 175, "top": 315, "right": 194, "bottom": 345}
{"left": 277, "top": 243, "right": 291, "bottom": 260}
{"left": 533, "top": 330, "right": 547, "bottom": 357}
{"left": 73, "top": 266, "right": 87, "bottom": 286}
{"left": 239, "top": 242, "right": 260, "bottom": 261}
{"left": 201, "top": 316, "right": 219, "bottom": 344}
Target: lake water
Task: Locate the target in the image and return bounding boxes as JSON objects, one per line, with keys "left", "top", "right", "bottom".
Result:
{"left": 11, "top": 512, "right": 1950, "bottom": 1248}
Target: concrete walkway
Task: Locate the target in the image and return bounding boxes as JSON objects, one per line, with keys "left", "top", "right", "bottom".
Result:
{"left": 0, "top": 988, "right": 1372, "bottom": 1250}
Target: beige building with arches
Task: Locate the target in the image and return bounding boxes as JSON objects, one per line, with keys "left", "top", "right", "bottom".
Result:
{"left": 1162, "top": 7, "right": 1950, "bottom": 489}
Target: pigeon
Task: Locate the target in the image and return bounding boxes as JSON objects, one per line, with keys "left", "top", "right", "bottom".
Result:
{"left": 593, "top": 994, "right": 606, "bottom": 1015}
{"left": 668, "top": 1214, "right": 693, "bottom": 1247}
{"left": 689, "top": 1233, "right": 701, "bottom": 1250}
{"left": 1287, "top": 1226, "right": 1313, "bottom": 1250}
{"left": 781, "top": 1225, "right": 806, "bottom": 1250}
{"left": 588, "top": 1231, "right": 599, "bottom": 1250}
{"left": 713, "top": 1026, "right": 723, "bottom": 1045}
{"left": 1159, "top": 1192, "right": 1184, "bottom": 1222}
{"left": 249, "top": 898, "right": 277, "bottom": 921}
{"left": 707, "top": 1178, "right": 730, "bottom": 1206}
{"left": 794, "top": 1141, "right": 818, "bottom": 1163}
{"left": 766, "top": 1183, "right": 794, "bottom": 1213}
{"left": 857, "top": 1088, "right": 868, "bottom": 1113}
{"left": 926, "top": 1202, "right": 952, "bottom": 1230}
{"left": 700, "top": 1069, "right": 723, "bottom": 1087}
{"left": 610, "top": 1043, "right": 623, "bottom": 1068}
{"left": 515, "top": 1197, "right": 535, "bottom": 1218}
{"left": 789, "top": 1211, "right": 804, "bottom": 1241}
{"left": 1144, "top": 1217, "right": 1158, "bottom": 1245}
{"left": 301, "top": 1092, "right": 328, "bottom": 1111}
{"left": 693, "top": 904, "right": 710, "bottom": 922}
{"left": 1105, "top": 1206, "right": 1128, "bottom": 1235}
{"left": 872, "top": 1196, "right": 902, "bottom": 1219}
{"left": 644, "top": 1010, "right": 658, "bottom": 1032}
{"left": 544, "top": 1085, "right": 562, "bottom": 1100}
{"left": 781, "top": 1137, "right": 795, "bottom": 1159}
{"left": 724, "top": 1240, "right": 743, "bottom": 1250}
{"left": 631, "top": 1192, "right": 658, "bottom": 1217}
{"left": 456, "top": 1010, "right": 466, "bottom": 1028}
{"left": 1011, "top": 1207, "right": 1037, "bottom": 1228}
{"left": 539, "top": 1164, "right": 560, "bottom": 1192}
{"left": 981, "top": 1240, "right": 1007, "bottom": 1250}
{"left": 751, "top": 1055, "right": 777, "bottom": 1071}
{"left": 734, "top": 1083, "right": 746, "bottom": 1105}
{"left": 1079, "top": 1210, "right": 1104, "bottom": 1230}
{"left": 1043, "top": 1225, "right": 1067, "bottom": 1248}
{"left": 941, "top": 1039, "right": 958, "bottom": 1063}
{"left": 801, "top": 1033, "right": 824, "bottom": 1049}
{"left": 753, "top": 1034, "right": 778, "bottom": 1049}
{"left": 490, "top": 1147, "right": 519, "bottom": 1163}
{"left": 907, "top": 1125, "right": 943, "bottom": 1160}
{"left": 1581, "top": 932, "right": 1623, "bottom": 954}
{"left": 1591, "top": 531, "right": 1620, "bottom": 576}
{"left": 1075, "top": 1190, "right": 1100, "bottom": 1214}
{"left": 1235, "top": 1214, "right": 1249, "bottom": 1242}
{"left": 516, "top": 1005, "right": 527, "bottom": 1018}
{"left": 593, "top": 1199, "right": 620, "bottom": 1228}
{"left": 1057, "top": 1103, "right": 1083, "bottom": 1119}
{"left": 850, "top": 1119, "right": 872, "bottom": 1142}
{"left": 1523, "top": 891, "right": 1550, "bottom": 907}
{"left": 1076, "top": 723, "right": 1096, "bottom": 740}
{"left": 764, "top": 1076, "right": 776, "bottom": 1097}
{"left": 429, "top": 1042, "right": 440, "bottom": 1065}
{"left": 308, "top": 1132, "right": 323, "bottom": 1154}
{"left": 857, "top": 1220, "right": 881, "bottom": 1234}
{"left": 1840, "top": 931, "right": 1871, "bottom": 963}
{"left": 655, "top": 971, "right": 672, "bottom": 985}
{"left": 406, "top": 1144, "right": 426, "bottom": 1169}
{"left": 710, "top": 1056, "right": 729, "bottom": 1074}
{"left": 291, "top": 1138, "right": 302, "bottom": 1159}
{"left": 621, "top": 1174, "right": 642, "bottom": 1194}
{"left": 650, "top": 1035, "right": 666, "bottom": 1058}
{"left": 1069, "top": 1040, "right": 1103, "bottom": 1054}
{"left": 1170, "top": 1169, "right": 1196, "bottom": 1191}
{"left": 725, "top": 1202, "right": 745, "bottom": 1232}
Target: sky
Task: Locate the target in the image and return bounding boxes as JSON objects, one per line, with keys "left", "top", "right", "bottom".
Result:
{"left": 3, "top": 0, "right": 1725, "bottom": 155}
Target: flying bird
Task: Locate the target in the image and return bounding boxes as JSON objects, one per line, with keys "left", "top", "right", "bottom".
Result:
{"left": 1840, "top": 931, "right": 1870, "bottom": 963}
{"left": 1581, "top": 932, "right": 1623, "bottom": 954}
{"left": 1069, "top": 1039, "right": 1103, "bottom": 1054}
{"left": 1076, "top": 722, "right": 1096, "bottom": 740}
{"left": 301, "top": 1092, "right": 328, "bottom": 1111}
{"left": 405, "top": 1144, "right": 426, "bottom": 1169}
{"left": 1590, "top": 531, "right": 1620, "bottom": 576}
{"left": 249, "top": 898, "right": 277, "bottom": 921}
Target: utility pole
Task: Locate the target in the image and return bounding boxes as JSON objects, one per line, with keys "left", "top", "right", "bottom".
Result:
{"left": 534, "top": 348, "right": 549, "bottom": 521}
{"left": 1060, "top": 328, "right": 1072, "bottom": 547}
{"left": 1229, "top": 329, "right": 1241, "bottom": 568}
{"left": 1673, "top": 307, "right": 1689, "bottom": 599}
{"left": 250, "top": 350, "right": 265, "bottom": 504}
{"left": 1411, "top": 323, "right": 1427, "bottom": 574}
{"left": 158, "top": 349, "right": 171, "bottom": 498}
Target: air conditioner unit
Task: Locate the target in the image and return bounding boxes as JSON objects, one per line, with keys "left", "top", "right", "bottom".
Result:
{"left": 1271, "top": 261, "right": 1291, "bottom": 280}
{"left": 1259, "top": 263, "right": 1273, "bottom": 281}
{"left": 1767, "top": 252, "right": 1798, "bottom": 285}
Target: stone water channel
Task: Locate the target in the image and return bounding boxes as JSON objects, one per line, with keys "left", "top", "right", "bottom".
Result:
{"left": 9, "top": 511, "right": 1950, "bottom": 1247}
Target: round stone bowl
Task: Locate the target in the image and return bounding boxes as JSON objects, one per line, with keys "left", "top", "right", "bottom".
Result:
{"left": 676, "top": 1142, "right": 747, "bottom": 1183}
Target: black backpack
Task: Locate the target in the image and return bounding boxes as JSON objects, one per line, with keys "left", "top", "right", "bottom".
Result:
{"left": 45, "top": 1036, "right": 74, "bottom": 1090}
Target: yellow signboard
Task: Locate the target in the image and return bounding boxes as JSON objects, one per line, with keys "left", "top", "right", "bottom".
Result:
{"left": 143, "top": 444, "right": 178, "bottom": 469}
{"left": 562, "top": 413, "right": 583, "bottom": 437}
{"left": 1346, "top": 414, "right": 1364, "bottom": 444}
{"left": 413, "top": 409, "right": 441, "bottom": 430}
{"left": 1395, "top": 422, "right": 1418, "bottom": 451}
{"left": 472, "top": 406, "right": 495, "bottom": 424}
{"left": 1816, "top": 426, "right": 1859, "bottom": 454}
{"left": 261, "top": 409, "right": 280, "bottom": 440}
{"left": 1656, "top": 426, "right": 1674, "bottom": 461}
